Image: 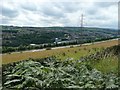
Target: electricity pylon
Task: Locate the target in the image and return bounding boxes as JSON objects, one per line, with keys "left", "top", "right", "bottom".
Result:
{"left": 80, "top": 14, "right": 84, "bottom": 40}
{"left": 80, "top": 14, "right": 84, "bottom": 28}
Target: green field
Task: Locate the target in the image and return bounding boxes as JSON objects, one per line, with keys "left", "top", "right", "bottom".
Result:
{"left": 2, "top": 39, "right": 118, "bottom": 64}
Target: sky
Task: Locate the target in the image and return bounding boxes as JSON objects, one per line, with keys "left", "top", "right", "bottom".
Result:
{"left": 0, "top": 0, "right": 119, "bottom": 29}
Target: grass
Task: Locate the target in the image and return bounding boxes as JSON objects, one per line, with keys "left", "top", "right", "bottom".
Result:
{"left": 84, "top": 55, "right": 118, "bottom": 74}
{"left": 55, "top": 48, "right": 99, "bottom": 60}
{"left": 2, "top": 39, "right": 118, "bottom": 64}
{"left": 94, "top": 56, "right": 118, "bottom": 74}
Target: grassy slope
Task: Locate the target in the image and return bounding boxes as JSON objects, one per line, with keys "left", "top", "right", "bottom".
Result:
{"left": 2, "top": 39, "right": 118, "bottom": 64}
{"left": 2, "top": 45, "right": 119, "bottom": 89}
{"left": 85, "top": 56, "right": 118, "bottom": 74}
{"left": 82, "top": 45, "right": 119, "bottom": 74}
{"left": 95, "top": 56, "right": 118, "bottom": 74}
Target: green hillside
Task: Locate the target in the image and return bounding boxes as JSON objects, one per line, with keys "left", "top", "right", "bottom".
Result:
{"left": 2, "top": 45, "right": 119, "bottom": 89}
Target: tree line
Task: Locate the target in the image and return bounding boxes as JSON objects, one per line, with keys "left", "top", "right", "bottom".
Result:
{"left": 2, "top": 37, "right": 117, "bottom": 53}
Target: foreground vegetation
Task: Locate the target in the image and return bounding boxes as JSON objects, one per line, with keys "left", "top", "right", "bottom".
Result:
{"left": 2, "top": 45, "right": 119, "bottom": 89}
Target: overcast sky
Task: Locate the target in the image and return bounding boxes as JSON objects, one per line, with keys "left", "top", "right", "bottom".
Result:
{"left": 0, "top": 0, "right": 119, "bottom": 29}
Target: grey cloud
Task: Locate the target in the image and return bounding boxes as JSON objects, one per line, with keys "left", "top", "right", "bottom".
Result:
{"left": 86, "top": 2, "right": 116, "bottom": 21}
{"left": 85, "top": 3, "right": 100, "bottom": 15}
{"left": 94, "top": 2, "right": 116, "bottom": 7}
{"left": 39, "top": 14, "right": 70, "bottom": 26}
{"left": 86, "top": 8, "right": 97, "bottom": 15}
{"left": 20, "top": 2, "right": 37, "bottom": 11}
{"left": 1, "top": 1, "right": 117, "bottom": 29}
{"left": 40, "top": 2, "right": 81, "bottom": 20}
{"left": 53, "top": 2, "right": 80, "bottom": 13}
{"left": 2, "top": 6, "right": 19, "bottom": 18}
{"left": 1, "top": 19, "right": 10, "bottom": 24}
{"left": 40, "top": 4, "right": 65, "bottom": 19}
{"left": 85, "top": 2, "right": 116, "bottom": 16}
{"left": 40, "top": 16, "right": 67, "bottom": 24}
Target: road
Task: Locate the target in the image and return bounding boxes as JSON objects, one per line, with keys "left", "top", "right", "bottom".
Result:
{"left": 2, "top": 38, "right": 118, "bottom": 55}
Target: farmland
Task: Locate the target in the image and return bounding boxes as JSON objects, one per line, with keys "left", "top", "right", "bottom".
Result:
{"left": 2, "top": 39, "right": 118, "bottom": 64}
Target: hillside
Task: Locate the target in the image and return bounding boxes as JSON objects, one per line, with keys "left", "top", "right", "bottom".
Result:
{"left": 2, "top": 45, "right": 119, "bottom": 89}
{"left": 2, "top": 39, "right": 118, "bottom": 64}
{"left": 1, "top": 26, "right": 119, "bottom": 89}
{"left": 2, "top": 26, "right": 119, "bottom": 47}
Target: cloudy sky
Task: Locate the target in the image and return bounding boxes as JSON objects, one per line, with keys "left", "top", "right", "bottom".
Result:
{"left": 0, "top": 0, "right": 119, "bottom": 29}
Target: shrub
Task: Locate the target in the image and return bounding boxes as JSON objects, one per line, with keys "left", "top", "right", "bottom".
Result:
{"left": 46, "top": 47, "right": 52, "bottom": 50}
{"left": 70, "top": 46, "right": 74, "bottom": 48}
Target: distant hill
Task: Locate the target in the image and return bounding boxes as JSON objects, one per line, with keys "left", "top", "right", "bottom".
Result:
{"left": 2, "top": 25, "right": 119, "bottom": 47}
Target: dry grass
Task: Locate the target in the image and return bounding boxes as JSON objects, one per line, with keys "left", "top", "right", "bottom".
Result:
{"left": 2, "top": 40, "right": 118, "bottom": 64}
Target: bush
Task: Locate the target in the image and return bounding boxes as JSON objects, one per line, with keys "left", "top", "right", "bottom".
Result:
{"left": 2, "top": 57, "right": 119, "bottom": 89}
{"left": 46, "top": 47, "right": 52, "bottom": 50}
{"left": 74, "top": 51, "right": 77, "bottom": 53}
{"left": 62, "top": 52, "right": 66, "bottom": 56}
{"left": 70, "top": 45, "right": 74, "bottom": 48}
